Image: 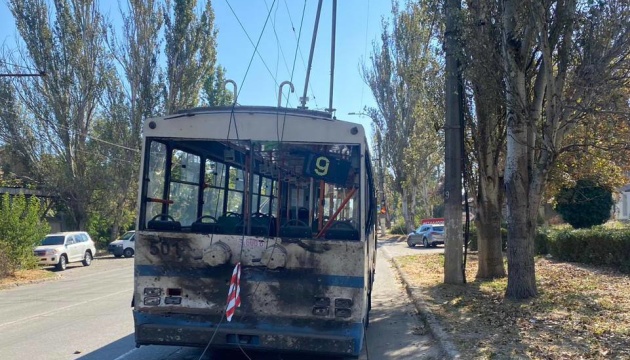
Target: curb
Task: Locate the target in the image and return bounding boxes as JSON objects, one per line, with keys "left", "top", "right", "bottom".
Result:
{"left": 380, "top": 246, "right": 461, "bottom": 359}
{"left": 0, "top": 273, "right": 61, "bottom": 290}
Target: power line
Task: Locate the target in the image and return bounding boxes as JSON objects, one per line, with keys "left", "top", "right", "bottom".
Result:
{"left": 198, "top": 3, "right": 277, "bottom": 359}
{"left": 0, "top": 60, "right": 45, "bottom": 74}
{"left": 0, "top": 72, "right": 46, "bottom": 77}
{"left": 359, "top": 0, "right": 370, "bottom": 110}
{"left": 264, "top": 0, "right": 293, "bottom": 88}
{"left": 284, "top": 0, "right": 318, "bottom": 108}
{"left": 224, "top": 0, "right": 291, "bottom": 104}
{"left": 0, "top": 106, "right": 140, "bottom": 154}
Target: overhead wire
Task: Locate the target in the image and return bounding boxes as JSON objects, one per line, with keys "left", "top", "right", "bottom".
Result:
{"left": 236, "top": 0, "right": 308, "bottom": 326}
{"left": 265, "top": 0, "right": 295, "bottom": 105}
{"left": 284, "top": 0, "right": 319, "bottom": 108}
{"left": 224, "top": 0, "right": 290, "bottom": 104}
{"left": 0, "top": 60, "right": 43, "bottom": 73}
{"left": 199, "top": 2, "right": 278, "bottom": 358}
{"left": 0, "top": 101, "right": 140, "bottom": 157}
{"left": 359, "top": 0, "right": 370, "bottom": 110}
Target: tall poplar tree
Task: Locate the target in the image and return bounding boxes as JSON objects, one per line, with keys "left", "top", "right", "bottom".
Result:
{"left": 363, "top": 1, "right": 443, "bottom": 232}
{"left": 163, "top": 0, "right": 218, "bottom": 113}
{"left": 462, "top": 0, "right": 507, "bottom": 279}
{"left": 502, "top": 0, "right": 630, "bottom": 299}
{"left": 4, "top": 0, "right": 109, "bottom": 229}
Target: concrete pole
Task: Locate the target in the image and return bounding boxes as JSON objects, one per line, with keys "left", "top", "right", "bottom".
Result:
{"left": 443, "top": 0, "right": 464, "bottom": 284}
{"left": 375, "top": 129, "right": 391, "bottom": 231}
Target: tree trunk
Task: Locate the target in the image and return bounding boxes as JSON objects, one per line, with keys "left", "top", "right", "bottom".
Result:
{"left": 111, "top": 224, "right": 120, "bottom": 241}
{"left": 504, "top": 102, "right": 537, "bottom": 298}
{"left": 401, "top": 187, "right": 414, "bottom": 233}
{"left": 502, "top": 0, "right": 539, "bottom": 300}
{"left": 475, "top": 178, "right": 505, "bottom": 278}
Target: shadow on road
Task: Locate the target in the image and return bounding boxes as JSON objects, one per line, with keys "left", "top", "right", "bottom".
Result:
{"left": 78, "top": 333, "right": 135, "bottom": 359}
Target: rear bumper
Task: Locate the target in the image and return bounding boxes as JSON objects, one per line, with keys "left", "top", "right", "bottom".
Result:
{"left": 134, "top": 311, "right": 362, "bottom": 357}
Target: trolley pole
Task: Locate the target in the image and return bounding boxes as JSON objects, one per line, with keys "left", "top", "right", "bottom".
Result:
{"left": 443, "top": 0, "right": 464, "bottom": 284}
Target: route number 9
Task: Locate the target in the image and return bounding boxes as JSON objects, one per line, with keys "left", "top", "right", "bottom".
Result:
{"left": 314, "top": 156, "right": 330, "bottom": 176}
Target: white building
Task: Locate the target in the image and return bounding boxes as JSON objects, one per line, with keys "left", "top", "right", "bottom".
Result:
{"left": 614, "top": 184, "right": 630, "bottom": 221}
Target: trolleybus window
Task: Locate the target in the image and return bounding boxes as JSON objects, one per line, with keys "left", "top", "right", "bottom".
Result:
{"left": 169, "top": 150, "right": 201, "bottom": 226}
{"left": 140, "top": 138, "right": 363, "bottom": 240}
{"left": 144, "top": 141, "right": 167, "bottom": 227}
{"left": 202, "top": 160, "right": 225, "bottom": 219}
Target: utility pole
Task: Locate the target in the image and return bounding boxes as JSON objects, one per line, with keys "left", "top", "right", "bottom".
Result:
{"left": 375, "top": 129, "right": 391, "bottom": 231}
{"left": 444, "top": 0, "right": 464, "bottom": 284}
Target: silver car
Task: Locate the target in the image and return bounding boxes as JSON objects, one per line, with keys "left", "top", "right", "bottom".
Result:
{"left": 407, "top": 224, "right": 445, "bottom": 248}
{"left": 33, "top": 231, "right": 96, "bottom": 270}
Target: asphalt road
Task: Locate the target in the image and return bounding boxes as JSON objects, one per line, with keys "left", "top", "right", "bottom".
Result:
{"left": 0, "top": 241, "right": 442, "bottom": 360}
{"left": 377, "top": 235, "right": 445, "bottom": 258}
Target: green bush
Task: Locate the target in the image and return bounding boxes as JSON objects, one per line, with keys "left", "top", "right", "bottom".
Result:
{"left": 87, "top": 213, "right": 113, "bottom": 249}
{"left": 555, "top": 179, "right": 614, "bottom": 229}
{"left": 535, "top": 231, "right": 550, "bottom": 255}
{"left": 547, "top": 228, "right": 630, "bottom": 273}
{"left": 0, "top": 194, "right": 51, "bottom": 274}
{"left": 0, "top": 246, "right": 11, "bottom": 278}
{"left": 390, "top": 221, "right": 408, "bottom": 235}
{"left": 468, "top": 226, "right": 550, "bottom": 255}
{"left": 467, "top": 225, "right": 507, "bottom": 252}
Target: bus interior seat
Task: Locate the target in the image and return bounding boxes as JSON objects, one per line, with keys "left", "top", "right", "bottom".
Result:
{"left": 147, "top": 215, "right": 182, "bottom": 232}
{"left": 279, "top": 219, "right": 312, "bottom": 239}
{"left": 312, "top": 216, "right": 330, "bottom": 233}
{"left": 191, "top": 216, "right": 221, "bottom": 234}
{"left": 235, "top": 214, "right": 275, "bottom": 237}
{"left": 281, "top": 207, "right": 310, "bottom": 223}
{"left": 324, "top": 221, "right": 360, "bottom": 241}
{"left": 217, "top": 213, "right": 242, "bottom": 234}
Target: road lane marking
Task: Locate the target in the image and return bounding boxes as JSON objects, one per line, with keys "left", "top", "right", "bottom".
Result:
{"left": 113, "top": 347, "right": 139, "bottom": 360}
{"left": 0, "top": 288, "right": 130, "bottom": 328}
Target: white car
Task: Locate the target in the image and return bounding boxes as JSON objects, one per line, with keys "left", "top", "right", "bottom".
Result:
{"left": 107, "top": 230, "right": 135, "bottom": 258}
{"left": 34, "top": 231, "right": 96, "bottom": 271}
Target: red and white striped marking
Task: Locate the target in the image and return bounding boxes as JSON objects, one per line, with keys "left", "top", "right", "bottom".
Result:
{"left": 225, "top": 262, "right": 241, "bottom": 322}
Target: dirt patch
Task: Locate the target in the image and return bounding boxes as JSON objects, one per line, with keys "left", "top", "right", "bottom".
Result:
{"left": 395, "top": 254, "right": 630, "bottom": 359}
{"left": 0, "top": 269, "right": 59, "bottom": 290}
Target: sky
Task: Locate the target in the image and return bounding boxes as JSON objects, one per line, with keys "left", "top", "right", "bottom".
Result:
{"left": 0, "top": 0, "right": 393, "bottom": 137}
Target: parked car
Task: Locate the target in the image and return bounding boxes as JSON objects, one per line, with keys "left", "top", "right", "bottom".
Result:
{"left": 33, "top": 231, "right": 96, "bottom": 271}
{"left": 407, "top": 222, "right": 445, "bottom": 248}
{"left": 108, "top": 230, "right": 135, "bottom": 258}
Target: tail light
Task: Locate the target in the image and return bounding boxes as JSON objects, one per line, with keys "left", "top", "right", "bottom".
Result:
{"left": 334, "top": 298, "right": 353, "bottom": 318}
{"left": 313, "top": 296, "right": 330, "bottom": 316}
{"left": 144, "top": 297, "right": 160, "bottom": 306}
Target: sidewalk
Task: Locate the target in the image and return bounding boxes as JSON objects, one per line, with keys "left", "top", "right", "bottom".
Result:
{"left": 378, "top": 235, "right": 461, "bottom": 359}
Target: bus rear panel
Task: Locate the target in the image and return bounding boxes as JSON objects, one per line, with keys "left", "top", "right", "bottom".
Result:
{"left": 133, "top": 107, "right": 376, "bottom": 358}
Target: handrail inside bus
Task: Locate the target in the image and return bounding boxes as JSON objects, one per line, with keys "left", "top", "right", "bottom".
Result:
{"left": 146, "top": 197, "right": 174, "bottom": 205}
{"left": 315, "top": 187, "right": 357, "bottom": 239}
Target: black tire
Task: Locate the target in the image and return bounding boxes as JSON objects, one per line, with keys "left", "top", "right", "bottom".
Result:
{"left": 114, "top": 254, "right": 123, "bottom": 258}
{"left": 123, "top": 248, "right": 134, "bottom": 258}
{"left": 56, "top": 255, "right": 67, "bottom": 271}
{"left": 406, "top": 238, "right": 415, "bottom": 247}
{"left": 423, "top": 238, "right": 429, "bottom": 248}
{"left": 82, "top": 251, "right": 93, "bottom": 266}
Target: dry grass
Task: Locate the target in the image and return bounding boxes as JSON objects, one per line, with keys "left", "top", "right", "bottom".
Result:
{"left": 0, "top": 269, "right": 58, "bottom": 289}
{"left": 396, "top": 254, "right": 630, "bottom": 359}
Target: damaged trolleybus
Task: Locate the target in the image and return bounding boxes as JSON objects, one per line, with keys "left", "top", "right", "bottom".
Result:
{"left": 133, "top": 105, "right": 377, "bottom": 358}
